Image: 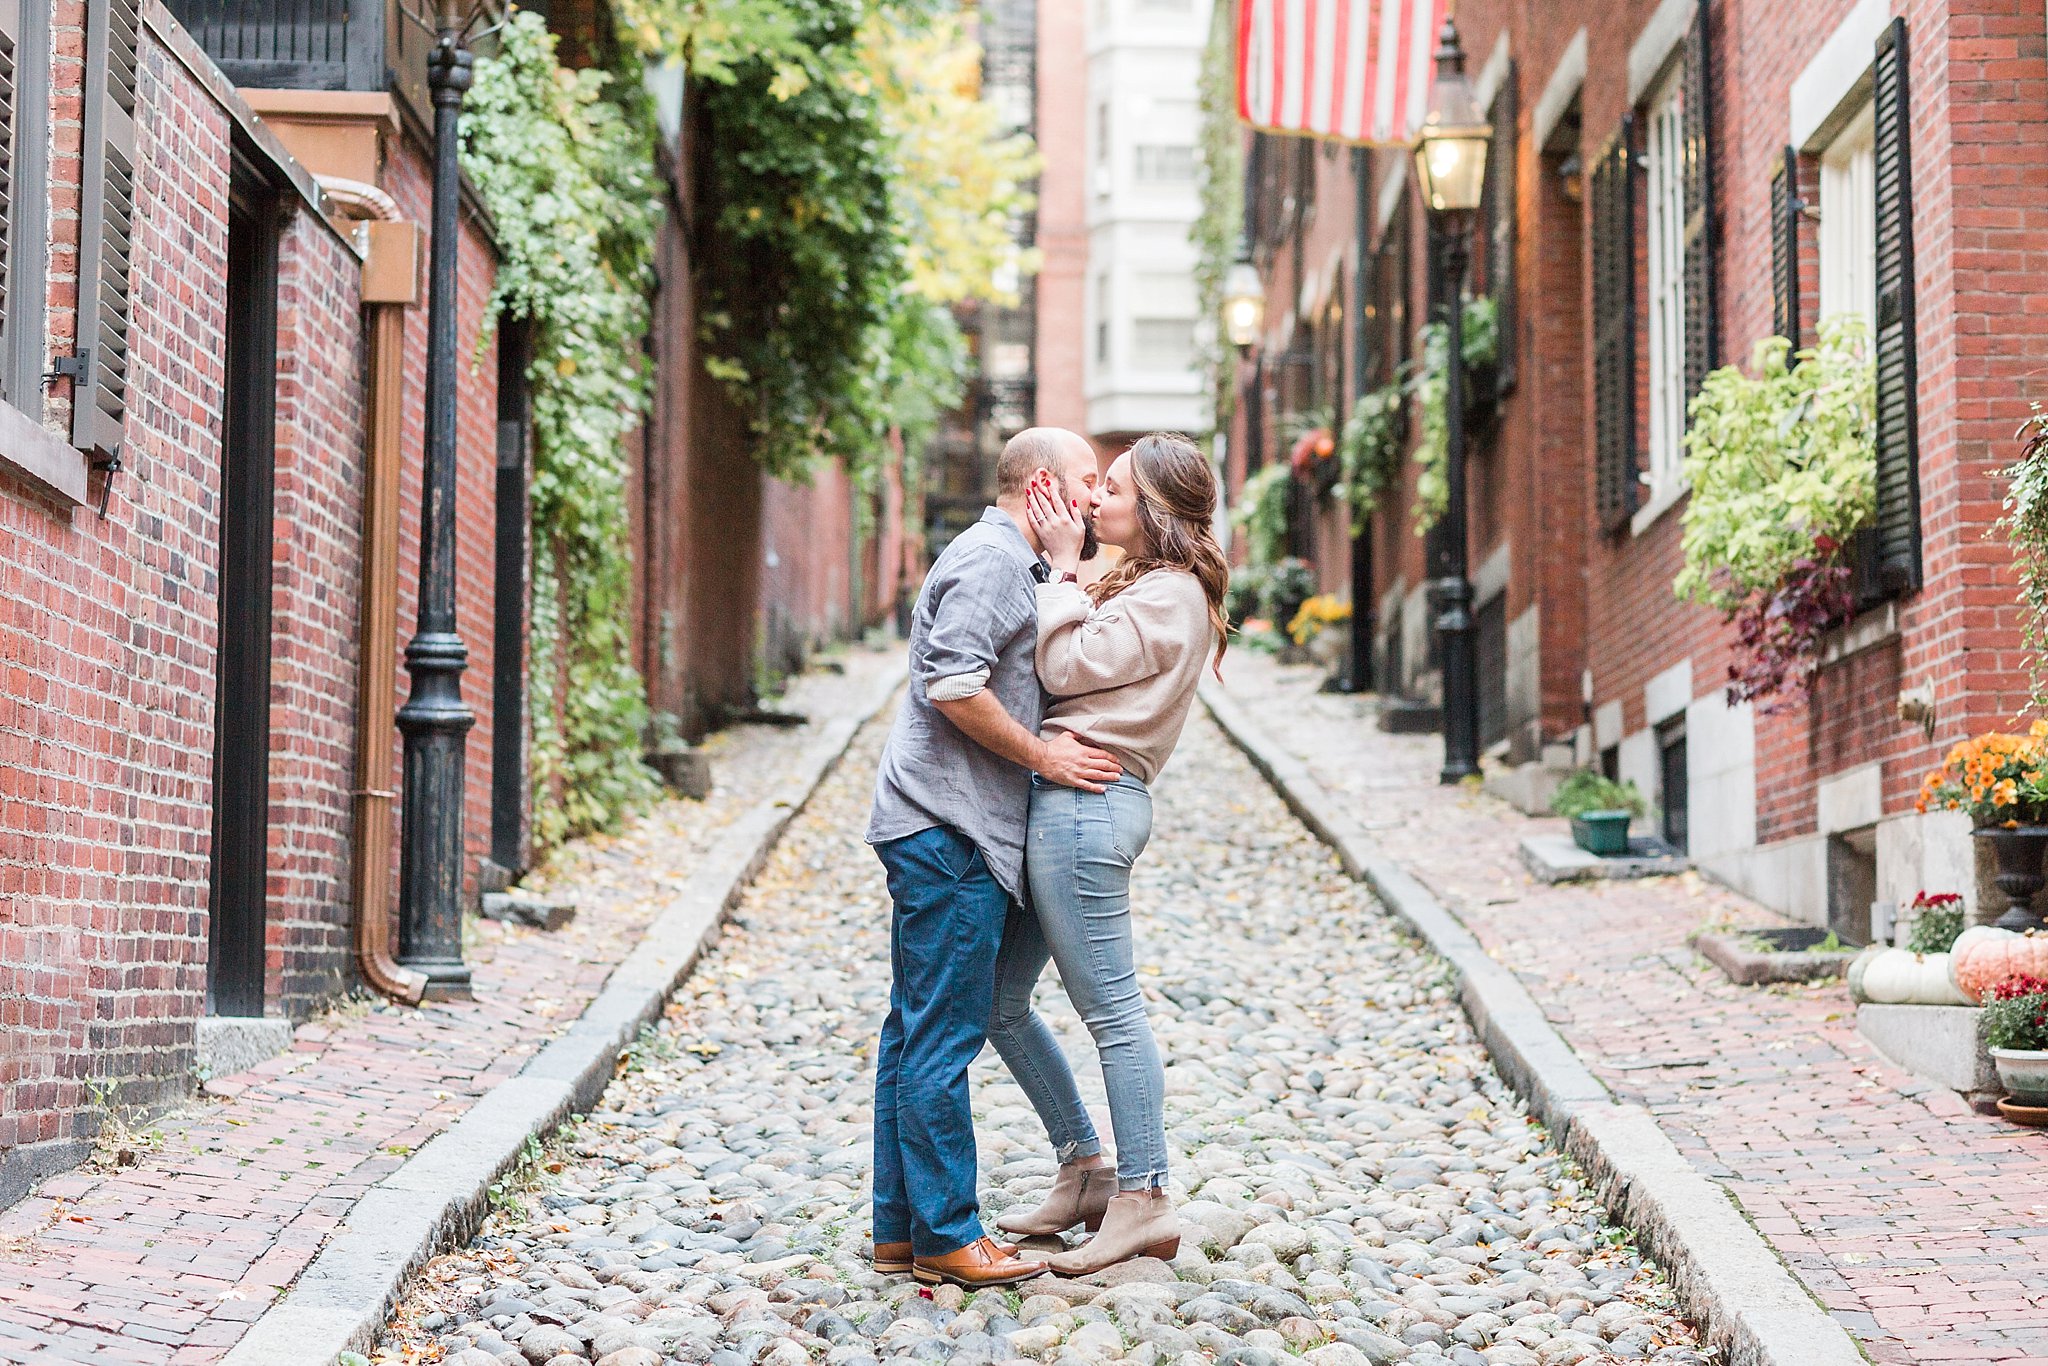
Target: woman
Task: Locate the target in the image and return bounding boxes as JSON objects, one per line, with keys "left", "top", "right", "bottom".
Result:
{"left": 986, "top": 431, "right": 1230, "bottom": 1274}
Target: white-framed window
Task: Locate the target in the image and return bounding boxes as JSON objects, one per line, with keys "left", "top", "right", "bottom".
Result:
{"left": 1818, "top": 102, "right": 1876, "bottom": 330}
{"left": 1132, "top": 271, "right": 1197, "bottom": 372}
{"left": 1643, "top": 64, "right": 1688, "bottom": 497}
{"left": 1133, "top": 144, "right": 1196, "bottom": 183}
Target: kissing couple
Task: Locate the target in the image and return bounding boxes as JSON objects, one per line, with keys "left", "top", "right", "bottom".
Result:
{"left": 864, "top": 427, "right": 1231, "bottom": 1287}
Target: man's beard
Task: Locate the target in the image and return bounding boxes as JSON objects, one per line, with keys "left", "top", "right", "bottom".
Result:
{"left": 1080, "top": 516, "right": 1101, "bottom": 561}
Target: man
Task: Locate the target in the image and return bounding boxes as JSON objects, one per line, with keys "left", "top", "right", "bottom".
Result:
{"left": 865, "top": 427, "right": 1120, "bottom": 1288}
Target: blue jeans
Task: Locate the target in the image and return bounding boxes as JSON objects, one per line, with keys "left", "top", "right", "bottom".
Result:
{"left": 987, "top": 774, "right": 1167, "bottom": 1191}
{"left": 872, "top": 825, "right": 1009, "bottom": 1257}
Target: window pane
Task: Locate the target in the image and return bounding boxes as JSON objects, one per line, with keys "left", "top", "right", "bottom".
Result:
{"left": 1644, "top": 68, "right": 1687, "bottom": 489}
{"left": 1133, "top": 318, "right": 1195, "bottom": 369}
{"left": 1133, "top": 144, "right": 1196, "bottom": 183}
{"left": 1819, "top": 103, "right": 1877, "bottom": 330}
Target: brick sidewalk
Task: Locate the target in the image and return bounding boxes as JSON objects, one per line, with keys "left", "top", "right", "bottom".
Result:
{"left": 1215, "top": 652, "right": 2048, "bottom": 1366}
{"left": 0, "top": 649, "right": 899, "bottom": 1366}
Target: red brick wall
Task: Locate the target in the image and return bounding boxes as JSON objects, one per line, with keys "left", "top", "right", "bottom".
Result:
{"left": 1035, "top": 0, "right": 1089, "bottom": 436}
{"left": 0, "top": 9, "right": 380, "bottom": 1196}
{"left": 265, "top": 211, "right": 370, "bottom": 1011}
{"left": 1224, "top": 0, "right": 2048, "bottom": 843}
{"left": 636, "top": 177, "right": 760, "bottom": 738}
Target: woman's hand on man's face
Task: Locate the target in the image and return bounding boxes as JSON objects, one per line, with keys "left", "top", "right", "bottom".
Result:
{"left": 1027, "top": 471, "right": 1086, "bottom": 571}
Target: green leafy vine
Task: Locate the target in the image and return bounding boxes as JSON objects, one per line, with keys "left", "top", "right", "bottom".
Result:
{"left": 1409, "top": 294, "right": 1499, "bottom": 534}
{"left": 464, "top": 12, "right": 663, "bottom": 850}
{"left": 1232, "top": 463, "right": 1294, "bottom": 567}
{"left": 2002, "top": 406, "right": 2048, "bottom": 709}
{"left": 1675, "top": 317, "right": 1877, "bottom": 611}
{"left": 1335, "top": 382, "right": 1404, "bottom": 521}
{"left": 1191, "top": 0, "right": 1245, "bottom": 433}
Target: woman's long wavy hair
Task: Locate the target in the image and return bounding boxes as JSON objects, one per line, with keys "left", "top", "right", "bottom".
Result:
{"left": 1087, "top": 432, "right": 1231, "bottom": 676}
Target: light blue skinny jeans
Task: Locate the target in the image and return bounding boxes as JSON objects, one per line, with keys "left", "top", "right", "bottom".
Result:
{"left": 987, "top": 772, "right": 1168, "bottom": 1191}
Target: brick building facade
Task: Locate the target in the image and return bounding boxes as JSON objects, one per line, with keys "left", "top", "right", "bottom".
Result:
{"left": 1, "top": 0, "right": 898, "bottom": 1207}
{"left": 1226, "top": 0, "right": 2048, "bottom": 932}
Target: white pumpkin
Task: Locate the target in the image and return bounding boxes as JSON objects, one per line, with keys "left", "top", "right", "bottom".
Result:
{"left": 1849, "top": 946, "right": 1971, "bottom": 1005}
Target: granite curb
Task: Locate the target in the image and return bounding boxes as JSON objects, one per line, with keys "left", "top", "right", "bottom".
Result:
{"left": 221, "top": 659, "right": 907, "bottom": 1366}
{"left": 1197, "top": 682, "right": 1869, "bottom": 1366}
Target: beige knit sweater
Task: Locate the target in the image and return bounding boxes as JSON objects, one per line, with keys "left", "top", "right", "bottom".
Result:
{"left": 1035, "top": 568, "right": 1216, "bottom": 783}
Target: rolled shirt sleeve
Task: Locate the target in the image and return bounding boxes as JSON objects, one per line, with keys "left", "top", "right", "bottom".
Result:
{"left": 915, "top": 547, "right": 1036, "bottom": 701}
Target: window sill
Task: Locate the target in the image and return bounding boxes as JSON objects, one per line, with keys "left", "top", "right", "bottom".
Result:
{"left": 1820, "top": 600, "right": 1898, "bottom": 667}
{"left": 0, "top": 400, "right": 88, "bottom": 505}
{"left": 1629, "top": 475, "right": 1688, "bottom": 537}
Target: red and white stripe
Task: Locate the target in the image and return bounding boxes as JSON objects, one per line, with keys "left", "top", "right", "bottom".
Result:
{"left": 1236, "top": 0, "right": 1446, "bottom": 147}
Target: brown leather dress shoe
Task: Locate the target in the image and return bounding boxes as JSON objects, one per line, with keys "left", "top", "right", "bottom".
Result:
{"left": 872, "top": 1240, "right": 913, "bottom": 1274}
{"left": 912, "top": 1235, "right": 1049, "bottom": 1287}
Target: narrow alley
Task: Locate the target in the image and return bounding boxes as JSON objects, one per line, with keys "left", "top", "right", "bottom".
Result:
{"left": 372, "top": 709, "right": 1706, "bottom": 1366}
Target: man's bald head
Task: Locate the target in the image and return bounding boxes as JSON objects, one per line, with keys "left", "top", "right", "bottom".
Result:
{"left": 995, "top": 427, "right": 1096, "bottom": 499}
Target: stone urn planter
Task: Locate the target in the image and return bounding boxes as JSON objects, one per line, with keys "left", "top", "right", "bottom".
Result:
{"left": 1571, "top": 811, "right": 1633, "bottom": 858}
{"left": 1973, "top": 827, "right": 2048, "bottom": 932}
{"left": 1991, "top": 1047, "right": 2048, "bottom": 1104}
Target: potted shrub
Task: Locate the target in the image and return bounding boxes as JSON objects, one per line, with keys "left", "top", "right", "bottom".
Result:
{"left": 1262, "top": 558, "right": 1318, "bottom": 648}
{"left": 1983, "top": 974, "right": 2048, "bottom": 1106}
{"left": 1916, "top": 725, "right": 2048, "bottom": 931}
{"left": 1551, "top": 770, "right": 1649, "bottom": 857}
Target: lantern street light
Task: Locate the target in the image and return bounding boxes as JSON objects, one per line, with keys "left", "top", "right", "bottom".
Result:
{"left": 395, "top": 0, "right": 494, "bottom": 997}
{"left": 1413, "top": 15, "right": 1489, "bottom": 785}
{"left": 1222, "top": 248, "right": 1266, "bottom": 349}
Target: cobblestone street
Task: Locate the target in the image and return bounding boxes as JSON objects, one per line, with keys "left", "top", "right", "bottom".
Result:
{"left": 376, "top": 709, "right": 1705, "bottom": 1366}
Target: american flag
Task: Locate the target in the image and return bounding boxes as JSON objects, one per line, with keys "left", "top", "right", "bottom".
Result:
{"left": 1236, "top": 0, "right": 1448, "bottom": 147}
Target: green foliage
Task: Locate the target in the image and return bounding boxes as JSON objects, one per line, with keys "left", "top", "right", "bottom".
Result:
{"left": 696, "top": 0, "right": 901, "bottom": 481}
{"left": 2001, "top": 406, "right": 2048, "bottom": 708}
{"left": 1550, "top": 770, "right": 1648, "bottom": 820}
{"left": 1232, "top": 464, "right": 1293, "bottom": 568}
{"left": 1675, "top": 317, "right": 1877, "bottom": 611}
{"left": 1263, "top": 557, "right": 1317, "bottom": 624}
{"left": 1191, "top": 1, "right": 1245, "bottom": 433}
{"left": 1409, "top": 294, "right": 1499, "bottom": 534}
{"left": 464, "top": 12, "right": 662, "bottom": 850}
{"left": 1336, "top": 382, "right": 1404, "bottom": 521}
{"left": 1224, "top": 563, "right": 1267, "bottom": 625}
{"left": 1905, "top": 899, "right": 1965, "bottom": 955}
{"left": 616, "top": 0, "right": 819, "bottom": 87}
{"left": 1983, "top": 980, "right": 2048, "bottom": 1052}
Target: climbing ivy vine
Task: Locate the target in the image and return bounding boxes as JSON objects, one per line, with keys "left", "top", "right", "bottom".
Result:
{"left": 1191, "top": 0, "right": 1244, "bottom": 433}
{"left": 464, "top": 12, "right": 663, "bottom": 849}
{"left": 1408, "top": 294, "right": 1499, "bottom": 534}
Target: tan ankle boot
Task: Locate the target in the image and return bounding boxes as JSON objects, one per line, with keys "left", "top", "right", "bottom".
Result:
{"left": 1047, "top": 1189, "right": 1180, "bottom": 1275}
{"left": 996, "top": 1163, "right": 1114, "bottom": 1237}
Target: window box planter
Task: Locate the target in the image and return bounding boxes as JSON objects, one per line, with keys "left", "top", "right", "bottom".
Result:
{"left": 1571, "top": 810, "right": 1633, "bottom": 857}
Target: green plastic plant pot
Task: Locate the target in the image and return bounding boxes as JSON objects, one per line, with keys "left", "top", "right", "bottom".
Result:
{"left": 1571, "top": 810, "right": 1632, "bottom": 857}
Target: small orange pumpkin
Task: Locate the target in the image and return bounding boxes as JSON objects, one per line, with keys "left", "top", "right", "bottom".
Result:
{"left": 1949, "top": 926, "right": 2048, "bottom": 1002}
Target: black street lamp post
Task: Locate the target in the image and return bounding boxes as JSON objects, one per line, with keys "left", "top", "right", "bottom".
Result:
{"left": 1432, "top": 224, "right": 1479, "bottom": 782}
{"left": 1412, "top": 16, "right": 1490, "bottom": 785}
{"left": 396, "top": 7, "right": 479, "bottom": 997}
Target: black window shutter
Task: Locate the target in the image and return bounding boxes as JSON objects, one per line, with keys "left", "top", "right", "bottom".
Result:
{"left": 1872, "top": 16, "right": 1921, "bottom": 593}
{"left": 73, "top": 0, "right": 139, "bottom": 464}
{"left": 1591, "top": 119, "right": 1637, "bottom": 532}
{"left": 0, "top": 0, "right": 18, "bottom": 332}
{"left": 1485, "top": 63, "right": 1518, "bottom": 397}
{"left": 1770, "top": 145, "right": 1800, "bottom": 346}
{"left": 1680, "top": 0, "right": 1716, "bottom": 403}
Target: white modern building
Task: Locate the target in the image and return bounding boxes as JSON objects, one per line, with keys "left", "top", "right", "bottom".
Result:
{"left": 1083, "top": 0, "right": 1213, "bottom": 441}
